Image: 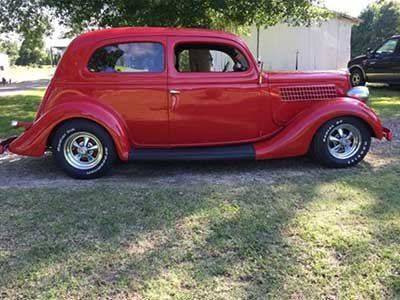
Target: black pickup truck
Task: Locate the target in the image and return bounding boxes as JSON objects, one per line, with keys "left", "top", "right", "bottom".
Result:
{"left": 348, "top": 35, "right": 400, "bottom": 87}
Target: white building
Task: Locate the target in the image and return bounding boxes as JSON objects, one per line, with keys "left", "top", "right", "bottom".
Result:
{"left": 0, "top": 53, "right": 10, "bottom": 81}
{"left": 46, "top": 38, "right": 72, "bottom": 65}
{"left": 243, "top": 14, "right": 361, "bottom": 71}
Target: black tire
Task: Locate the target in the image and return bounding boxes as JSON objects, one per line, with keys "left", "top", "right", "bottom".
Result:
{"left": 350, "top": 68, "right": 366, "bottom": 87}
{"left": 311, "top": 117, "right": 371, "bottom": 168}
{"left": 51, "top": 119, "right": 116, "bottom": 179}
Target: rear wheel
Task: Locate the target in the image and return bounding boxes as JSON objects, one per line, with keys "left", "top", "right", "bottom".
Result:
{"left": 52, "top": 120, "right": 116, "bottom": 179}
{"left": 311, "top": 117, "right": 371, "bottom": 168}
{"left": 350, "top": 68, "right": 366, "bottom": 87}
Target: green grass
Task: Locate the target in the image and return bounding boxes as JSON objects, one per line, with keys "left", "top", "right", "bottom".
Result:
{"left": 0, "top": 86, "right": 399, "bottom": 298}
{"left": 369, "top": 87, "right": 400, "bottom": 119}
{"left": 0, "top": 90, "right": 44, "bottom": 137}
{"left": 0, "top": 164, "right": 399, "bottom": 299}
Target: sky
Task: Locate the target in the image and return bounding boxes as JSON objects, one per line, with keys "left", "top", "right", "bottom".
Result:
{"left": 322, "top": 0, "right": 376, "bottom": 17}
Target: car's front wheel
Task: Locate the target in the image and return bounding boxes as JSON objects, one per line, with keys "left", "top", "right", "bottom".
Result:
{"left": 311, "top": 117, "right": 371, "bottom": 168}
{"left": 52, "top": 120, "right": 116, "bottom": 179}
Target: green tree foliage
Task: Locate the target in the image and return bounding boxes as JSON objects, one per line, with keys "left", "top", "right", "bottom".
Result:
{"left": 0, "top": 0, "right": 51, "bottom": 65}
{"left": 0, "top": 40, "right": 19, "bottom": 65}
{"left": 0, "top": 0, "right": 328, "bottom": 64}
{"left": 1, "top": 0, "right": 327, "bottom": 35}
{"left": 15, "top": 32, "right": 47, "bottom": 66}
{"left": 351, "top": 0, "right": 400, "bottom": 57}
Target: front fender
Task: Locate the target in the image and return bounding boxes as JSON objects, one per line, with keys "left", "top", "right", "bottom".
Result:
{"left": 9, "top": 98, "right": 131, "bottom": 161}
{"left": 254, "top": 98, "right": 385, "bottom": 160}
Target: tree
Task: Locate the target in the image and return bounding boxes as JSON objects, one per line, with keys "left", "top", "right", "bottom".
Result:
{"left": 351, "top": 0, "right": 400, "bottom": 57}
{"left": 15, "top": 30, "right": 46, "bottom": 66}
{"left": 1, "top": 0, "right": 329, "bottom": 65}
{"left": 0, "top": 0, "right": 52, "bottom": 65}
{"left": 1, "top": 0, "right": 328, "bottom": 35}
{"left": 0, "top": 40, "right": 19, "bottom": 65}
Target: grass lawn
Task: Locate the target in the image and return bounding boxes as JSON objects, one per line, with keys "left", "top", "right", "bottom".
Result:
{"left": 0, "top": 165, "right": 399, "bottom": 299}
{"left": 0, "top": 87, "right": 399, "bottom": 299}
{"left": 0, "top": 90, "right": 44, "bottom": 137}
{"left": 369, "top": 87, "right": 400, "bottom": 119}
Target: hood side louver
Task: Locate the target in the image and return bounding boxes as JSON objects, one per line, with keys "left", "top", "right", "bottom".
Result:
{"left": 280, "top": 84, "right": 338, "bottom": 102}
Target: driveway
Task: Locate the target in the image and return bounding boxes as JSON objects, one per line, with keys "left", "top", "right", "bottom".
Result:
{"left": 0, "top": 79, "right": 50, "bottom": 96}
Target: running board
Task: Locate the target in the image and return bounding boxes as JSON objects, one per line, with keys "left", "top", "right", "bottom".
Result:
{"left": 129, "top": 144, "right": 255, "bottom": 161}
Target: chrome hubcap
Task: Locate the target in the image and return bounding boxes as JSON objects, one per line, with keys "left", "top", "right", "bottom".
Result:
{"left": 64, "top": 132, "right": 104, "bottom": 170}
{"left": 328, "top": 124, "right": 362, "bottom": 160}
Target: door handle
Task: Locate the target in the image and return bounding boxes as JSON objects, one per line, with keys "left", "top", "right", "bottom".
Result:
{"left": 170, "top": 90, "right": 180, "bottom": 111}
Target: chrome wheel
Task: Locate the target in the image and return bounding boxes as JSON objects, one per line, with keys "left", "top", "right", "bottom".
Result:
{"left": 63, "top": 132, "right": 104, "bottom": 170}
{"left": 328, "top": 124, "right": 362, "bottom": 160}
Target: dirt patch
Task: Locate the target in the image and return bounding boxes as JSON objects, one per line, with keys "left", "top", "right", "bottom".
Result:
{"left": 0, "top": 119, "right": 398, "bottom": 190}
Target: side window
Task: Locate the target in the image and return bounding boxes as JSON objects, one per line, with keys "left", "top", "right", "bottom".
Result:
{"left": 175, "top": 43, "right": 249, "bottom": 73}
{"left": 88, "top": 42, "right": 164, "bottom": 73}
{"left": 376, "top": 39, "right": 398, "bottom": 55}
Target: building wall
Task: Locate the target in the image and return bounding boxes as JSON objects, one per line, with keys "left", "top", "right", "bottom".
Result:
{"left": 242, "top": 18, "right": 354, "bottom": 71}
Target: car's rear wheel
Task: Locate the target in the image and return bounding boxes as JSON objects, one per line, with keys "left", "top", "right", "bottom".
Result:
{"left": 311, "top": 117, "right": 371, "bottom": 168}
{"left": 52, "top": 120, "right": 116, "bottom": 179}
{"left": 350, "top": 68, "right": 366, "bottom": 87}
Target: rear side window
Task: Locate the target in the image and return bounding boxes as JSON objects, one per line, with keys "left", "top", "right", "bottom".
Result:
{"left": 175, "top": 43, "right": 249, "bottom": 73}
{"left": 88, "top": 42, "right": 164, "bottom": 73}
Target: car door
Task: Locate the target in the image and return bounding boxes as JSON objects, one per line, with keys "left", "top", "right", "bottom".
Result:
{"left": 82, "top": 36, "right": 169, "bottom": 147}
{"left": 365, "top": 38, "right": 400, "bottom": 83}
{"left": 167, "top": 36, "right": 274, "bottom": 146}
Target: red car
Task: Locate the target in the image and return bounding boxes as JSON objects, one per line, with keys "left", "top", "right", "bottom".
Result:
{"left": 0, "top": 27, "right": 393, "bottom": 179}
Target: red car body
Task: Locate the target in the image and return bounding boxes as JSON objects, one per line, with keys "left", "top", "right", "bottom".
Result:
{"left": 0, "top": 27, "right": 392, "bottom": 177}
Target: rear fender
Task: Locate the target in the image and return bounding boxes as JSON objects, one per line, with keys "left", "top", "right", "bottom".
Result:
{"left": 9, "top": 97, "right": 131, "bottom": 161}
{"left": 254, "top": 98, "right": 384, "bottom": 160}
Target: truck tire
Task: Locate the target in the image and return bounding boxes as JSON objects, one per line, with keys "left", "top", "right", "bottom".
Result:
{"left": 51, "top": 119, "right": 116, "bottom": 179}
{"left": 350, "top": 68, "right": 366, "bottom": 87}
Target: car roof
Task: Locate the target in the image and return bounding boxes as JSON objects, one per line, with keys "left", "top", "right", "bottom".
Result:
{"left": 76, "top": 27, "right": 240, "bottom": 42}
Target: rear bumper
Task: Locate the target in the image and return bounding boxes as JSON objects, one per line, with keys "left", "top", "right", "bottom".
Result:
{"left": 0, "top": 120, "right": 34, "bottom": 155}
{"left": 383, "top": 127, "right": 393, "bottom": 141}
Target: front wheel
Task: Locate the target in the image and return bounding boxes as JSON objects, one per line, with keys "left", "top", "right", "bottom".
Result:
{"left": 311, "top": 117, "right": 371, "bottom": 168}
{"left": 52, "top": 120, "right": 116, "bottom": 179}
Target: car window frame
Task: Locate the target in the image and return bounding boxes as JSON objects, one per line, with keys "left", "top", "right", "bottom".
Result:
{"left": 168, "top": 36, "right": 256, "bottom": 80}
{"left": 174, "top": 43, "right": 250, "bottom": 74}
{"left": 83, "top": 37, "right": 167, "bottom": 77}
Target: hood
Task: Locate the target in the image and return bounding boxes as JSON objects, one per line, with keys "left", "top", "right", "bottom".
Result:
{"left": 348, "top": 54, "right": 367, "bottom": 67}
{"left": 351, "top": 54, "right": 367, "bottom": 61}
{"left": 266, "top": 70, "right": 351, "bottom": 96}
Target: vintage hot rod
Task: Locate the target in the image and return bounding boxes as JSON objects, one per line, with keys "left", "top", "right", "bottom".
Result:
{"left": 0, "top": 27, "right": 392, "bottom": 179}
